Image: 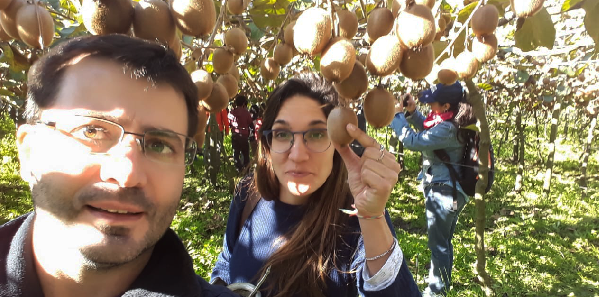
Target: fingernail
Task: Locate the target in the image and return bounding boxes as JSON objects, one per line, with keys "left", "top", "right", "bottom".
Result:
{"left": 347, "top": 123, "right": 356, "bottom": 131}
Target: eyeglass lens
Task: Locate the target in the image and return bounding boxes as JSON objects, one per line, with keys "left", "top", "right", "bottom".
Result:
{"left": 267, "top": 129, "right": 331, "bottom": 153}
{"left": 54, "top": 116, "right": 196, "bottom": 165}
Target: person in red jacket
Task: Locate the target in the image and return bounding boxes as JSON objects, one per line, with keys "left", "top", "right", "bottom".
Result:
{"left": 229, "top": 95, "right": 254, "bottom": 172}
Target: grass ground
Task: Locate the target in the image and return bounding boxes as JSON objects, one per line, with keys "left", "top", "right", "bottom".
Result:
{"left": 1, "top": 113, "right": 597, "bottom": 296}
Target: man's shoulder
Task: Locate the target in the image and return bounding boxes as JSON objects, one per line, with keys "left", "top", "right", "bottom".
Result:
{"left": 196, "top": 275, "right": 238, "bottom": 297}
{"left": 0, "top": 213, "right": 33, "bottom": 241}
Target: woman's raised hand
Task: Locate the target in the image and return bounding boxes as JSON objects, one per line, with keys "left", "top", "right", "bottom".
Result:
{"left": 334, "top": 124, "right": 401, "bottom": 217}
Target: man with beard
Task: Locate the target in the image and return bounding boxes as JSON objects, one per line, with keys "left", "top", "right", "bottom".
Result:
{"left": 0, "top": 35, "right": 236, "bottom": 297}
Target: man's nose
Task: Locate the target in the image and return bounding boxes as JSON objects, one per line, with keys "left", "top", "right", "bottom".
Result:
{"left": 99, "top": 135, "right": 148, "bottom": 188}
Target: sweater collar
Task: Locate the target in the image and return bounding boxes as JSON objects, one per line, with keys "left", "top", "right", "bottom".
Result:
{"left": 5, "top": 212, "right": 203, "bottom": 297}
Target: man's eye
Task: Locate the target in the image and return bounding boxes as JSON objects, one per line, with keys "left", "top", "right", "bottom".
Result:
{"left": 146, "top": 140, "right": 175, "bottom": 154}
{"left": 73, "top": 125, "right": 109, "bottom": 140}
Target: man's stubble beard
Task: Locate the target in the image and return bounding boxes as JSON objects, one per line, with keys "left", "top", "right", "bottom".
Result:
{"left": 31, "top": 179, "right": 179, "bottom": 271}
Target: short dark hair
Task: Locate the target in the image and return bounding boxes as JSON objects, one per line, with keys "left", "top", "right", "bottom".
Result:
{"left": 234, "top": 95, "right": 248, "bottom": 108}
{"left": 25, "top": 34, "right": 199, "bottom": 136}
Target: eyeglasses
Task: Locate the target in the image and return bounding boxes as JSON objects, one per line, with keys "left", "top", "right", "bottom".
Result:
{"left": 262, "top": 128, "right": 331, "bottom": 153}
{"left": 41, "top": 115, "right": 197, "bottom": 165}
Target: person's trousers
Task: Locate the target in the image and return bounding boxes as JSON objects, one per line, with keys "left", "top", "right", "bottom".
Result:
{"left": 423, "top": 183, "right": 467, "bottom": 294}
{"left": 232, "top": 134, "right": 250, "bottom": 172}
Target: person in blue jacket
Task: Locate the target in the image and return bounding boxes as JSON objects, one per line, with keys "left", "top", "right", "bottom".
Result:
{"left": 390, "top": 82, "right": 476, "bottom": 296}
{"left": 211, "top": 72, "right": 421, "bottom": 297}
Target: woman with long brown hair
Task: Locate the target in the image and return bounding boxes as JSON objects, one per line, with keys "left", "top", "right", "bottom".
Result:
{"left": 210, "top": 73, "right": 420, "bottom": 296}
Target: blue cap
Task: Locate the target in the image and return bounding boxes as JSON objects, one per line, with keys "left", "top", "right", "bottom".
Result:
{"left": 417, "top": 82, "right": 464, "bottom": 105}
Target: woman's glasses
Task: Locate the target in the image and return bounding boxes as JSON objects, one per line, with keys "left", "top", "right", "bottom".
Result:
{"left": 262, "top": 129, "right": 331, "bottom": 153}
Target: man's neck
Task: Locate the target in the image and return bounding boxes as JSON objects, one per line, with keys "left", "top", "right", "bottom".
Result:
{"left": 31, "top": 214, "right": 153, "bottom": 297}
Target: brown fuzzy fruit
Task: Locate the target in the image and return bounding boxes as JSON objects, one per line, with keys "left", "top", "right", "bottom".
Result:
{"left": 227, "top": 64, "right": 240, "bottom": 81}
{"left": 0, "top": 24, "right": 10, "bottom": 41}
{"left": 225, "top": 28, "right": 248, "bottom": 55}
{"left": 0, "top": 0, "right": 12, "bottom": 10}
{"left": 16, "top": 2, "right": 54, "bottom": 49}
{"left": 0, "top": 0, "right": 24, "bottom": 39}
{"left": 335, "top": 61, "right": 368, "bottom": 100}
{"left": 293, "top": 8, "right": 332, "bottom": 56}
{"left": 366, "top": 8, "right": 394, "bottom": 43}
{"left": 437, "top": 58, "right": 458, "bottom": 85}
{"left": 337, "top": 10, "right": 358, "bottom": 39}
{"left": 81, "top": 0, "right": 134, "bottom": 36}
{"left": 471, "top": 5, "right": 499, "bottom": 37}
{"left": 227, "top": 0, "right": 244, "bottom": 15}
{"left": 133, "top": 0, "right": 176, "bottom": 44}
{"left": 327, "top": 106, "right": 358, "bottom": 146}
{"left": 193, "top": 106, "right": 209, "bottom": 149}
{"left": 395, "top": 4, "right": 436, "bottom": 49}
{"left": 261, "top": 58, "right": 280, "bottom": 81}
{"left": 217, "top": 74, "right": 239, "bottom": 99}
{"left": 399, "top": 43, "right": 434, "bottom": 80}
{"left": 212, "top": 47, "right": 234, "bottom": 75}
{"left": 191, "top": 69, "right": 213, "bottom": 101}
{"left": 436, "top": 17, "right": 447, "bottom": 36}
{"left": 454, "top": 51, "right": 479, "bottom": 79}
{"left": 364, "top": 88, "right": 396, "bottom": 128}
{"left": 273, "top": 43, "right": 293, "bottom": 66}
{"left": 510, "top": 0, "right": 545, "bottom": 18}
{"left": 366, "top": 35, "right": 403, "bottom": 77}
{"left": 171, "top": 0, "right": 216, "bottom": 37}
{"left": 201, "top": 82, "right": 229, "bottom": 112}
{"left": 472, "top": 34, "right": 497, "bottom": 63}
{"left": 320, "top": 37, "right": 356, "bottom": 83}
{"left": 284, "top": 20, "right": 295, "bottom": 48}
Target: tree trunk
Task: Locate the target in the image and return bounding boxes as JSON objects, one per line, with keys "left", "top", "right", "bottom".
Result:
{"left": 543, "top": 97, "right": 563, "bottom": 196}
{"left": 464, "top": 80, "right": 493, "bottom": 296}
{"left": 512, "top": 109, "right": 522, "bottom": 163}
{"left": 205, "top": 114, "right": 222, "bottom": 185}
{"left": 563, "top": 112, "right": 569, "bottom": 140}
{"left": 580, "top": 115, "right": 597, "bottom": 195}
{"left": 515, "top": 106, "right": 525, "bottom": 192}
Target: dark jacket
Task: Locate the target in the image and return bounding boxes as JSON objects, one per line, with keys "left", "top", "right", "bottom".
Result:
{"left": 0, "top": 212, "right": 237, "bottom": 297}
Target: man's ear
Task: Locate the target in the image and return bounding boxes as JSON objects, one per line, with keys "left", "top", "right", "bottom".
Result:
{"left": 16, "top": 124, "right": 36, "bottom": 184}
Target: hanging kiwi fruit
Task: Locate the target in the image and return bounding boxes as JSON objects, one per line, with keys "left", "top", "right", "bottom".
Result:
{"left": 15, "top": 1, "right": 54, "bottom": 48}
{"left": 191, "top": 69, "right": 214, "bottom": 101}
{"left": 320, "top": 37, "right": 356, "bottom": 83}
{"left": 171, "top": 0, "right": 216, "bottom": 37}
{"left": 293, "top": 7, "right": 331, "bottom": 56}
{"left": 364, "top": 87, "right": 396, "bottom": 129}
{"left": 327, "top": 106, "right": 358, "bottom": 146}
{"left": 81, "top": 0, "right": 134, "bottom": 35}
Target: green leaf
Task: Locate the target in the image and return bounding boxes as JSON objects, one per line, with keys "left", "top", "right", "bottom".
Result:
{"left": 477, "top": 83, "right": 493, "bottom": 91}
{"left": 558, "top": 66, "right": 576, "bottom": 77}
{"left": 249, "top": 0, "right": 293, "bottom": 30}
{"left": 458, "top": 1, "right": 479, "bottom": 23}
{"left": 514, "top": 70, "right": 529, "bottom": 83}
{"left": 561, "top": 0, "right": 584, "bottom": 11}
{"left": 583, "top": 0, "right": 599, "bottom": 51}
{"left": 0, "top": 89, "right": 15, "bottom": 97}
{"left": 248, "top": 22, "right": 265, "bottom": 42}
{"left": 439, "top": 0, "right": 453, "bottom": 12}
{"left": 514, "top": 7, "right": 556, "bottom": 52}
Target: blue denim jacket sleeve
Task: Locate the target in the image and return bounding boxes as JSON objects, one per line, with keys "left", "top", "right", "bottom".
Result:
{"left": 390, "top": 112, "right": 459, "bottom": 151}
{"left": 390, "top": 111, "right": 468, "bottom": 198}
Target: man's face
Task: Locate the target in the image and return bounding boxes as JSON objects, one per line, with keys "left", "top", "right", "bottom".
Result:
{"left": 17, "top": 57, "right": 189, "bottom": 268}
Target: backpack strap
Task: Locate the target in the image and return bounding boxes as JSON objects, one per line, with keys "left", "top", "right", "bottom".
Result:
{"left": 433, "top": 149, "right": 458, "bottom": 211}
{"left": 237, "top": 189, "right": 261, "bottom": 237}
